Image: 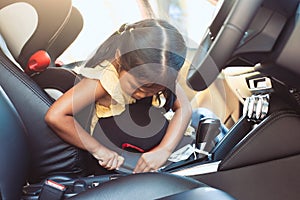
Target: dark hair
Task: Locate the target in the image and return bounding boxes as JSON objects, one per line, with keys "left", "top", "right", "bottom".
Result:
{"left": 84, "top": 19, "right": 187, "bottom": 91}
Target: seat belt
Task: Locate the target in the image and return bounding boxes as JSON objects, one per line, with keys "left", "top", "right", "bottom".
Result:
{"left": 38, "top": 179, "right": 66, "bottom": 200}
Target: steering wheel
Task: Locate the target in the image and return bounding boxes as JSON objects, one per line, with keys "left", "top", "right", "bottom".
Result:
{"left": 187, "top": 0, "right": 263, "bottom": 91}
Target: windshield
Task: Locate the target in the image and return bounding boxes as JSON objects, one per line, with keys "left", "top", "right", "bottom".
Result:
{"left": 58, "top": 0, "right": 223, "bottom": 64}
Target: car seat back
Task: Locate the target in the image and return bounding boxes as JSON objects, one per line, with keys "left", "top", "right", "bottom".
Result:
{"left": 0, "top": 0, "right": 83, "bottom": 70}
{"left": 0, "top": 86, "right": 29, "bottom": 199}
{"left": 0, "top": 49, "right": 89, "bottom": 184}
{"left": 0, "top": 0, "right": 88, "bottom": 184}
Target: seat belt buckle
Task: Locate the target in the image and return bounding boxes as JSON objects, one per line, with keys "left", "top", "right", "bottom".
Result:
{"left": 38, "top": 179, "right": 66, "bottom": 200}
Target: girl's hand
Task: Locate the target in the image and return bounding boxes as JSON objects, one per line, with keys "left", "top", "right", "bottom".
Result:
{"left": 92, "top": 147, "right": 124, "bottom": 170}
{"left": 133, "top": 149, "right": 170, "bottom": 173}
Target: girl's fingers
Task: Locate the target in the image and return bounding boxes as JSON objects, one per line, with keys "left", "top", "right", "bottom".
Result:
{"left": 134, "top": 159, "right": 147, "bottom": 173}
{"left": 106, "top": 159, "right": 114, "bottom": 169}
{"left": 109, "top": 157, "right": 118, "bottom": 170}
{"left": 98, "top": 160, "right": 106, "bottom": 167}
{"left": 117, "top": 156, "right": 124, "bottom": 168}
{"left": 142, "top": 166, "right": 152, "bottom": 173}
{"left": 97, "top": 153, "right": 124, "bottom": 170}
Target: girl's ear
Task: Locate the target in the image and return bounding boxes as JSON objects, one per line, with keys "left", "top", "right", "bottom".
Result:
{"left": 114, "top": 49, "right": 122, "bottom": 73}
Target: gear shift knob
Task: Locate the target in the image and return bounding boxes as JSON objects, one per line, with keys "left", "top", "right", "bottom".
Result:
{"left": 195, "top": 118, "right": 221, "bottom": 153}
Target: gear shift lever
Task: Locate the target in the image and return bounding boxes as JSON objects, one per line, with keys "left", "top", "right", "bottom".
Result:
{"left": 195, "top": 118, "right": 221, "bottom": 154}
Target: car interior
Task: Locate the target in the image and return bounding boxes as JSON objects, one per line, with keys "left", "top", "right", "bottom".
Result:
{"left": 0, "top": 0, "right": 300, "bottom": 199}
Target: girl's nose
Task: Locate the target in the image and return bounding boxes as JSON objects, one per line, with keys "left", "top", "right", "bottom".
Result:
{"left": 133, "top": 91, "right": 153, "bottom": 100}
{"left": 133, "top": 92, "right": 146, "bottom": 100}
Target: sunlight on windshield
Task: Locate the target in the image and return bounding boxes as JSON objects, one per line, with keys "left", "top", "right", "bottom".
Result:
{"left": 58, "top": 0, "right": 220, "bottom": 64}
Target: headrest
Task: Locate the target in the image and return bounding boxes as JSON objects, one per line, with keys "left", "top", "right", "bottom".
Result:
{"left": 0, "top": 0, "right": 83, "bottom": 72}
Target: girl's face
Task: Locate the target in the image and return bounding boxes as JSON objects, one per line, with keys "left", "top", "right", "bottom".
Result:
{"left": 119, "top": 70, "right": 165, "bottom": 100}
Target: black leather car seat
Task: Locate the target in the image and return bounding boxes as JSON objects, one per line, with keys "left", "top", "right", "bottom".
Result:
{"left": 70, "top": 173, "right": 236, "bottom": 200}
{"left": 0, "top": 86, "right": 29, "bottom": 199}
{"left": 0, "top": 0, "right": 89, "bottom": 184}
{"left": 0, "top": 44, "right": 90, "bottom": 185}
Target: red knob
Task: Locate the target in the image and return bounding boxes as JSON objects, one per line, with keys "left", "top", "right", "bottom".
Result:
{"left": 26, "top": 50, "right": 51, "bottom": 73}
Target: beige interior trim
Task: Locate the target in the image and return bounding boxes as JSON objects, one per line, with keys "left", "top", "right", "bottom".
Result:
{"left": 223, "top": 67, "right": 260, "bottom": 103}
{"left": 190, "top": 74, "right": 240, "bottom": 126}
{"left": 0, "top": 2, "right": 38, "bottom": 58}
{"left": 178, "top": 49, "right": 240, "bottom": 127}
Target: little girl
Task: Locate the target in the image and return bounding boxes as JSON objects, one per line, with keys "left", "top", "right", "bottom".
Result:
{"left": 45, "top": 19, "right": 192, "bottom": 173}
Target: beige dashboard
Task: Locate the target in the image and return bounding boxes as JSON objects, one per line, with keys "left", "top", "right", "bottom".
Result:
{"left": 223, "top": 66, "right": 260, "bottom": 103}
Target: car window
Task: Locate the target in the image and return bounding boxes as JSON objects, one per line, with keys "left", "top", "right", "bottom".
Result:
{"left": 58, "top": 0, "right": 223, "bottom": 64}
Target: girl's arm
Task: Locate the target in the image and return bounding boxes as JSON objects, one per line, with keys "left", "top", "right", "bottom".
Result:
{"left": 134, "top": 83, "right": 192, "bottom": 173}
{"left": 45, "top": 78, "right": 124, "bottom": 170}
